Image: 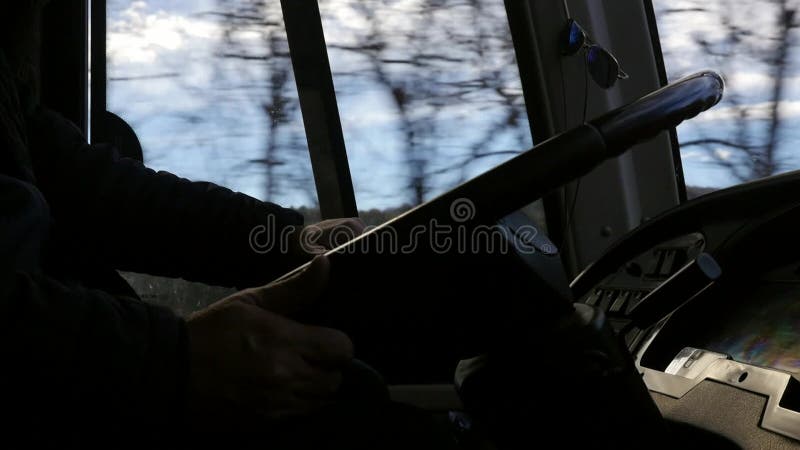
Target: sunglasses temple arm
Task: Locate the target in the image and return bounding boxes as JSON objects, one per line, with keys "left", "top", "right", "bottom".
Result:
{"left": 618, "top": 68, "right": 630, "bottom": 80}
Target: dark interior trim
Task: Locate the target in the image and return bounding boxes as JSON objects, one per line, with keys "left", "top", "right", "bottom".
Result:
{"left": 504, "top": 0, "right": 575, "bottom": 274}
{"left": 90, "top": 0, "right": 107, "bottom": 145}
{"left": 41, "top": 0, "right": 89, "bottom": 135}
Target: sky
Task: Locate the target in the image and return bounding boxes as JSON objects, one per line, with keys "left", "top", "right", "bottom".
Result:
{"left": 105, "top": 0, "right": 800, "bottom": 209}
{"left": 106, "top": 0, "right": 530, "bottom": 211}
{"left": 656, "top": 0, "right": 800, "bottom": 188}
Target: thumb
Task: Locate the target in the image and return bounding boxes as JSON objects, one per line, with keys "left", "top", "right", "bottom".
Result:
{"left": 251, "top": 254, "right": 330, "bottom": 316}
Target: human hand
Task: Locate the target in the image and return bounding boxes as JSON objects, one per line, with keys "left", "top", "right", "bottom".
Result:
{"left": 186, "top": 255, "right": 353, "bottom": 425}
{"left": 292, "top": 217, "right": 366, "bottom": 257}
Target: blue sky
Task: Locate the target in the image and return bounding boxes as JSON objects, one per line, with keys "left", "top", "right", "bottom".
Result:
{"left": 107, "top": 0, "right": 530, "bottom": 210}
{"left": 657, "top": 0, "right": 800, "bottom": 188}
{"left": 105, "top": 0, "right": 800, "bottom": 209}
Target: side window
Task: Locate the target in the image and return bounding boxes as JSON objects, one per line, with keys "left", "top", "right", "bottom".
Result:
{"left": 318, "top": 0, "right": 541, "bottom": 226}
{"left": 107, "top": 0, "right": 318, "bottom": 212}
{"left": 105, "top": 0, "right": 547, "bottom": 314}
{"left": 654, "top": 1, "right": 800, "bottom": 199}
{"left": 106, "top": 1, "right": 318, "bottom": 314}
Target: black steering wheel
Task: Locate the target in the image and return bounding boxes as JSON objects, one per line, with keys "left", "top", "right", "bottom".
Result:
{"left": 277, "top": 71, "right": 725, "bottom": 448}
{"left": 282, "top": 70, "right": 724, "bottom": 383}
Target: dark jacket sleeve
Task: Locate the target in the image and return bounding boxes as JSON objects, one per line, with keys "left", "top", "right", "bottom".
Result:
{"left": 0, "top": 269, "right": 187, "bottom": 444}
{"left": 0, "top": 128, "right": 189, "bottom": 445}
{"left": 26, "top": 108, "right": 306, "bottom": 289}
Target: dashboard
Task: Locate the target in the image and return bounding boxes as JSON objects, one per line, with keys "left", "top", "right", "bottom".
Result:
{"left": 306, "top": 71, "right": 793, "bottom": 447}
{"left": 572, "top": 171, "right": 800, "bottom": 445}
{"left": 580, "top": 232, "right": 706, "bottom": 348}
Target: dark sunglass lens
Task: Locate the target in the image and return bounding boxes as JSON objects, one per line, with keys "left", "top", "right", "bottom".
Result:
{"left": 587, "top": 46, "right": 619, "bottom": 88}
{"left": 561, "top": 20, "right": 585, "bottom": 54}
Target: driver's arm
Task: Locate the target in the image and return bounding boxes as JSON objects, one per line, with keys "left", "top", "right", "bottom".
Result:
{"left": 0, "top": 270, "right": 188, "bottom": 441}
{"left": 0, "top": 256, "right": 353, "bottom": 444}
{"left": 26, "top": 108, "right": 306, "bottom": 288}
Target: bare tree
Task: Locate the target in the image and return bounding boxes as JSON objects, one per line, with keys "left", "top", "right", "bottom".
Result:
{"left": 109, "top": 0, "right": 533, "bottom": 209}
{"left": 324, "top": 0, "right": 531, "bottom": 206}
{"left": 211, "top": 0, "right": 316, "bottom": 204}
{"left": 661, "top": 0, "right": 799, "bottom": 184}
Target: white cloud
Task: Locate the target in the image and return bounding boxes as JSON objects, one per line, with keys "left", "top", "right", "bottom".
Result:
{"left": 107, "top": 2, "right": 220, "bottom": 64}
{"left": 714, "top": 148, "right": 733, "bottom": 161}
{"left": 681, "top": 149, "right": 714, "bottom": 162}
{"left": 690, "top": 100, "right": 800, "bottom": 123}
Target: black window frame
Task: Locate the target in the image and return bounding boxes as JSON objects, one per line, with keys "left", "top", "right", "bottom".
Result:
{"left": 279, "top": 0, "right": 358, "bottom": 219}
{"left": 643, "top": 0, "right": 687, "bottom": 203}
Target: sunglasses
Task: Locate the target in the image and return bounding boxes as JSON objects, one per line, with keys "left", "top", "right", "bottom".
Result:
{"left": 561, "top": 19, "right": 629, "bottom": 89}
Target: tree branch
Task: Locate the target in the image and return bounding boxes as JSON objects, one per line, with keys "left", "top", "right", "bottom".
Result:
{"left": 680, "top": 139, "right": 763, "bottom": 151}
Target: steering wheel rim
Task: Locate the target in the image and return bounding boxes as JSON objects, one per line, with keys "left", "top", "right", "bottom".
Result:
{"left": 287, "top": 71, "right": 725, "bottom": 387}
{"left": 285, "top": 70, "right": 726, "bottom": 277}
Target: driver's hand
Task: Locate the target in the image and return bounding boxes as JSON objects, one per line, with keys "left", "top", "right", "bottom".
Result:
{"left": 292, "top": 217, "right": 366, "bottom": 257}
{"left": 186, "top": 255, "right": 353, "bottom": 425}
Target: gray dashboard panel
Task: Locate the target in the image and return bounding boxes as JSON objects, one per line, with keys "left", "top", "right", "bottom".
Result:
{"left": 653, "top": 382, "right": 799, "bottom": 449}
